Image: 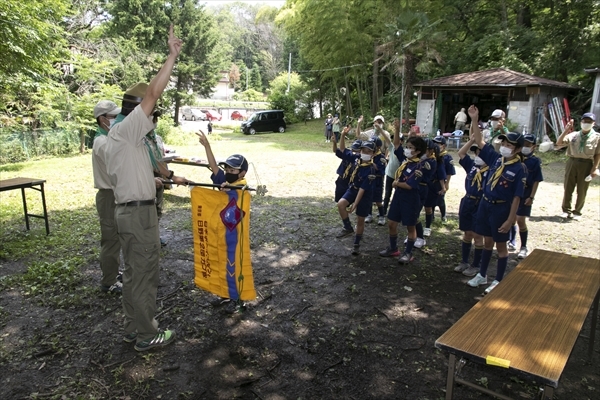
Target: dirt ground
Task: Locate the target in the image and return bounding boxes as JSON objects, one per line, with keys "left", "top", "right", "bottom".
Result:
{"left": 1, "top": 134, "right": 599, "bottom": 399}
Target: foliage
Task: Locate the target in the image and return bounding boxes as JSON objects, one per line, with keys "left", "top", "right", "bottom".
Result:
{"left": 267, "top": 72, "right": 309, "bottom": 123}
{"left": 233, "top": 89, "right": 265, "bottom": 102}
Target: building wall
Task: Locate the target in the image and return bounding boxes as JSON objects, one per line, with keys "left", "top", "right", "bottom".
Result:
{"left": 415, "top": 97, "right": 436, "bottom": 135}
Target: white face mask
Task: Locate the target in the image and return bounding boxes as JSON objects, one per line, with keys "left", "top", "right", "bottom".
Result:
{"left": 360, "top": 153, "right": 372, "bottom": 161}
{"left": 474, "top": 156, "right": 485, "bottom": 166}
{"left": 521, "top": 147, "right": 533, "bottom": 155}
{"left": 490, "top": 121, "right": 500, "bottom": 129}
{"left": 108, "top": 118, "right": 117, "bottom": 129}
{"left": 499, "top": 146, "right": 513, "bottom": 157}
{"left": 404, "top": 148, "right": 413, "bottom": 158}
{"left": 581, "top": 123, "right": 593, "bottom": 132}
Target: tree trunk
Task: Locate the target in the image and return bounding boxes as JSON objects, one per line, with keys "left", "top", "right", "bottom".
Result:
{"left": 372, "top": 42, "right": 378, "bottom": 114}
{"left": 173, "top": 74, "right": 182, "bottom": 127}
{"left": 344, "top": 69, "right": 353, "bottom": 118}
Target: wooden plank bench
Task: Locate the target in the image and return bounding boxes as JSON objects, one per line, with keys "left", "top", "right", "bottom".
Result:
{"left": 0, "top": 177, "right": 50, "bottom": 235}
{"left": 435, "top": 249, "right": 600, "bottom": 400}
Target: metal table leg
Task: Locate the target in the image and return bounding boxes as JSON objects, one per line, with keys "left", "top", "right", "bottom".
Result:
{"left": 445, "top": 353, "right": 456, "bottom": 400}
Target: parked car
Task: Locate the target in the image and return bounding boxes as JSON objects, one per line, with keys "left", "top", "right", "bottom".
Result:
{"left": 241, "top": 110, "right": 286, "bottom": 135}
{"left": 231, "top": 110, "right": 246, "bottom": 121}
{"left": 181, "top": 107, "right": 206, "bottom": 121}
{"left": 201, "top": 109, "right": 222, "bottom": 121}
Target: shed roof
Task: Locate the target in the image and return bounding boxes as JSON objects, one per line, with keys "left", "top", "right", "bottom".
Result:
{"left": 416, "top": 68, "right": 577, "bottom": 89}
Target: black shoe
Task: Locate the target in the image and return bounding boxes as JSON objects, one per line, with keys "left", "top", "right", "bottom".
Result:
{"left": 160, "top": 237, "right": 167, "bottom": 247}
{"left": 210, "top": 297, "right": 231, "bottom": 307}
{"left": 336, "top": 228, "right": 354, "bottom": 238}
{"left": 116, "top": 272, "right": 123, "bottom": 283}
{"left": 351, "top": 244, "right": 360, "bottom": 255}
{"left": 101, "top": 281, "right": 123, "bottom": 294}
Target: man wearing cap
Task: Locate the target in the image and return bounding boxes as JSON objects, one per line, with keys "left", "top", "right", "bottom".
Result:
{"left": 105, "top": 25, "right": 188, "bottom": 351}
{"left": 557, "top": 113, "right": 600, "bottom": 220}
{"left": 92, "top": 100, "right": 123, "bottom": 294}
{"left": 454, "top": 108, "right": 468, "bottom": 132}
{"left": 488, "top": 109, "right": 510, "bottom": 150}
{"left": 466, "top": 105, "right": 526, "bottom": 295}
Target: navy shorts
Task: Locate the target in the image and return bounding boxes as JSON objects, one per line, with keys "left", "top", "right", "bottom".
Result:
{"left": 387, "top": 189, "right": 421, "bottom": 226}
{"left": 418, "top": 184, "right": 428, "bottom": 204}
{"left": 458, "top": 196, "right": 480, "bottom": 232}
{"left": 424, "top": 182, "right": 441, "bottom": 208}
{"left": 342, "top": 188, "right": 373, "bottom": 218}
{"left": 474, "top": 199, "right": 511, "bottom": 242}
{"left": 335, "top": 177, "right": 348, "bottom": 202}
{"left": 373, "top": 181, "right": 383, "bottom": 203}
{"left": 517, "top": 198, "right": 532, "bottom": 217}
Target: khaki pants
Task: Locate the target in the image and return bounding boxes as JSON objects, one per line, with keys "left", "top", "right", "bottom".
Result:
{"left": 115, "top": 203, "right": 160, "bottom": 342}
{"left": 95, "top": 189, "right": 121, "bottom": 287}
{"left": 562, "top": 157, "right": 592, "bottom": 215}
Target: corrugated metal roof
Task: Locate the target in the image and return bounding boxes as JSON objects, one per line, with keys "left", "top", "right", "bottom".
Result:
{"left": 416, "top": 68, "right": 577, "bottom": 89}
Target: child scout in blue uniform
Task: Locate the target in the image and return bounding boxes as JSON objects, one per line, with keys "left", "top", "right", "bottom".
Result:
{"left": 512, "top": 134, "right": 543, "bottom": 259}
{"left": 379, "top": 119, "right": 428, "bottom": 264}
{"left": 467, "top": 105, "right": 526, "bottom": 294}
{"left": 433, "top": 136, "right": 456, "bottom": 223}
{"left": 198, "top": 131, "right": 248, "bottom": 187}
{"left": 454, "top": 138, "right": 488, "bottom": 278}
{"left": 336, "top": 141, "right": 377, "bottom": 256}
{"left": 332, "top": 126, "right": 359, "bottom": 202}
{"left": 409, "top": 139, "right": 438, "bottom": 249}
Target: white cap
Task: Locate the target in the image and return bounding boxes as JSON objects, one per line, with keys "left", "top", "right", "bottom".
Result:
{"left": 373, "top": 115, "right": 385, "bottom": 124}
{"left": 491, "top": 109, "right": 504, "bottom": 118}
{"left": 94, "top": 100, "right": 121, "bottom": 118}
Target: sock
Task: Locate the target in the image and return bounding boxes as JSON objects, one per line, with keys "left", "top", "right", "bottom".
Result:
{"left": 519, "top": 229, "right": 528, "bottom": 247}
{"left": 472, "top": 246, "right": 483, "bottom": 268}
{"left": 479, "top": 249, "right": 493, "bottom": 277}
{"left": 354, "top": 234, "right": 362, "bottom": 246}
{"left": 405, "top": 239, "right": 415, "bottom": 254}
{"left": 439, "top": 199, "right": 446, "bottom": 218}
{"left": 425, "top": 213, "right": 433, "bottom": 228}
{"left": 461, "top": 240, "right": 472, "bottom": 264}
{"left": 495, "top": 257, "right": 508, "bottom": 281}
{"left": 509, "top": 225, "right": 517, "bottom": 245}
{"left": 378, "top": 206, "right": 385, "bottom": 217}
{"left": 416, "top": 222, "right": 424, "bottom": 238}
{"left": 342, "top": 217, "right": 352, "bottom": 231}
{"left": 389, "top": 235, "right": 398, "bottom": 250}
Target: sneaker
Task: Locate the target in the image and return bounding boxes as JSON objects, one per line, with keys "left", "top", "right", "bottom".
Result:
{"left": 507, "top": 242, "right": 517, "bottom": 251}
{"left": 210, "top": 297, "right": 231, "bottom": 307}
{"left": 134, "top": 329, "right": 176, "bottom": 352}
{"left": 517, "top": 247, "right": 528, "bottom": 259}
{"left": 365, "top": 215, "right": 373, "bottom": 223}
{"left": 123, "top": 332, "right": 138, "bottom": 343}
{"left": 160, "top": 237, "right": 167, "bottom": 247}
{"left": 403, "top": 236, "right": 408, "bottom": 244}
{"left": 379, "top": 247, "right": 400, "bottom": 257}
{"left": 116, "top": 272, "right": 123, "bottom": 283}
{"left": 441, "top": 216, "right": 448, "bottom": 224}
{"left": 377, "top": 216, "right": 386, "bottom": 226}
{"left": 398, "top": 252, "right": 414, "bottom": 264}
{"left": 467, "top": 273, "right": 487, "bottom": 287}
{"left": 351, "top": 244, "right": 361, "bottom": 255}
{"left": 101, "top": 281, "right": 123, "bottom": 294}
{"left": 462, "top": 266, "right": 480, "bottom": 277}
{"left": 484, "top": 280, "right": 500, "bottom": 294}
{"left": 454, "top": 262, "right": 470, "bottom": 273}
{"left": 571, "top": 214, "right": 582, "bottom": 221}
{"left": 414, "top": 238, "right": 426, "bottom": 248}
{"left": 560, "top": 212, "right": 571, "bottom": 219}
{"left": 336, "top": 228, "right": 354, "bottom": 238}
{"left": 224, "top": 300, "right": 240, "bottom": 314}
{"left": 423, "top": 228, "right": 431, "bottom": 237}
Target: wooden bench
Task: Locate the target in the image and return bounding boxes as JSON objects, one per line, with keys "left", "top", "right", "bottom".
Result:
{"left": 0, "top": 177, "right": 50, "bottom": 235}
{"left": 435, "top": 249, "right": 600, "bottom": 400}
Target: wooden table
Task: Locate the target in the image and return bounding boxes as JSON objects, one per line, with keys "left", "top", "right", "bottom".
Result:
{"left": 0, "top": 177, "right": 50, "bottom": 235}
{"left": 435, "top": 249, "right": 600, "bottom": 400}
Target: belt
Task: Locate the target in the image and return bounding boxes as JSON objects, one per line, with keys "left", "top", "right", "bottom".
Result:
{"left": 466, "top": 195, "right": 480, "bottom": 200}
{"left": 570, "top": 157, "right": 592, "bottom": 163}
{"left": 419, "top": 182, "right": 427, "bottom": 186}
{"left": 483, "top": 195, "right": 505, "bottom": 204}
{"left": 117, "top": 199, "right": 156, "bottom": 207}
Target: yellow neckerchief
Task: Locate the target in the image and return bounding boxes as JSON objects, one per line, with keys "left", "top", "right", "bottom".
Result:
{"left": 230, "top": 177, "right": 247, "bottom": 186}
{"left": 349, "top": 159, "right": 373, "bottom": 183}
{"left": 489, "top": 156, "right": 520, "bottom": 190}
{"left": 471, "top": 165, "right": 490, "bottom": 191}
{"left": 394, "top": 157, "right": 421, "bottom": 180}
{"left": 342, "top": 162, "right": 353, "bottom": 179}
{"left": 440, "top": 150, "right": 448, "bottom": 157}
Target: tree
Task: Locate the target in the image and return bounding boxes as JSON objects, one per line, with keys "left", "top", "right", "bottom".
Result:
{"left": 250, "top": 62, "right": 263, "bottom": 92}
{"left": 268, "top": 72, "right": 309, "bottom": 123}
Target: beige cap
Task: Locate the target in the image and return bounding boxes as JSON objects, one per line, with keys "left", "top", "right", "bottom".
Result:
{"left": 93, "top": 100, "right": 121, "bottom": 118}
{"left": 123, "top": 82, "right": 148, "bottom": 104}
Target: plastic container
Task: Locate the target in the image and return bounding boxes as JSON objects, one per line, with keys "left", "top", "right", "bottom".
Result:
{"left": 538, "top": 141, "right": 554, "bottom": 153}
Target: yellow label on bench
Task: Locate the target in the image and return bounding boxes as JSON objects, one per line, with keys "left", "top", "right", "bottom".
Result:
{"left": 486, "top": 355, "right": 510, "bottom": 368}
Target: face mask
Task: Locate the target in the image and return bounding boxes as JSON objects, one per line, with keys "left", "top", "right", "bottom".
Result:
{"left": 360, "top": 153, "right": 372, "bottom": 161}
{"left": 490, "top": 121, "right": 499, "bottom": 129}
{"left": 474, "top": 156, "right": 485, "bottom": 166}
{"left": 521, "top": 147, "right": 533, "bottom": 155}
{"left": 225, "top": 172, "right": 240, "bottom": 183}
{"left": 404, "top": 148, "right": 413, "bottom": 158}
{"left": 108, "top": 119, "right": 117, "bottom": 129}
{"left": 499, "top": 146, "right": 513, "bottom": 157}
{"left": 581, "top": 123, "right": 593, "bottom": 132}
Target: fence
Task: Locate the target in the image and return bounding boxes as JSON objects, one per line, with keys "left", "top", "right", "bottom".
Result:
{"left": 0, "top": 127, "right": 86, "bottom": 164}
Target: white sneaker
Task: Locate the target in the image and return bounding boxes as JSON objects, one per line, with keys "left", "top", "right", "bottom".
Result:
{"left": 507, "top": 242, "right": 517, "bottom": 251}
{"left": 560, "top": 212, "right": 571, "bottom": 219}
{"left": 423, "top": 228, "right": 431, "bottom": 237}
{"left": 484, "top": 280, "right": 500, "bottom": 294}
{"left": 377, "top": 216, "right": 386, "bottom": 226}
{"left": 454, "top": 262, "right": 470, "bottom": 273}
{"left": 517, "top": 247, "right": 528, "bottom": 259}
{"left": 462, "top": 266, "right": 479, "bottom": 277}
{"left": 571, "top": 214, "right": 582, "bottom": 221}
{"left": 467, "top": 273, "right": 487, "bottom": 287}
{"left": 365, "top": 215, "right": 373, "bottom": 223}
{"left": 414, "top": 238, "right": 426, "bottom": 248}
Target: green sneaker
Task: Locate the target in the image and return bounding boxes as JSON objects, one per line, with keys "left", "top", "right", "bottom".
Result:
{"left": 134, "top": 329, "right": 176, "bottom": 352}
{"left": 123, "top": 332, "right": 137, "bottom": 343}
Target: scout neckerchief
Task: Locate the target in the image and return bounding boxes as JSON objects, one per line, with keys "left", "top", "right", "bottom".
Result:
{"left": 439, "top": 150, "right": 447, "bottom": 157}
{"left": 471, "top": 165, "right": 489, "bottom": 191}
{"left": 579, "top": 131, "right": 590, "bottom": 153}
{"left": 94, "top": 126, "right": 108, "bottom": 140}
{"left": 349, "top": 159, "right": 373, "bottom": 184}
{"left": 394, "top": 156, "right": 421, "bottom": 180}
{"left": 489, "top": 156, "right": 520, "bottom": 190}
{"left": 144, "top": 130, "right": 163, "bottom": 171}
{"left": 342, "top": 162, "right": 353, "bottom": 179}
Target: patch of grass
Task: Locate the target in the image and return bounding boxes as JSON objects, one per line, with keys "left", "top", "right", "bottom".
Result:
{"left": 537, "top": 149, "right": 568, "bottom": 165}
{"left": 0, "top": 162, "right": 26, "bottom": 172}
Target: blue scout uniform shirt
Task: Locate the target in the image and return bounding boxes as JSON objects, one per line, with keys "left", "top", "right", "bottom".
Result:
{"left": 392, "top": 146, "right": 423, "bottom": 190}
{"left": 479, "top": 143, "right": 526, "bottom": 202}
{"left": 210, "top": 169, "right": 247, "bottom": 186}
{"left": 440, "top": 151, "right": 456, "bottom": 177}
{"left": 349, "top": 160, "right": 376, "bottom": 192}
{"left": 521, "top": 154, "right": 543, "bottom": 198}
{"left": 335, "top": 148, "right": 356, "bottom": 183}
{"left": 459, "top": 157, "right": 488, "bottom": 198}
{"left": 373, "top": 151, "right": 386, "bottom": 187}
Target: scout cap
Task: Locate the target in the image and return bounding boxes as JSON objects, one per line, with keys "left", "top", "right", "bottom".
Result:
{"left": 93, "top": 100, "right": 121, "bottom": 118}
{"left": 491, "top": 109, "right": 504, "bottom": 119}
{"left": 373, "top": 115, "right": 385, "bottom": 124}
{"left": 432, "top": 136, "right": 447, "bottom": 145}
{"left": 425, "top": 138, "right": 438, "bottom": 150}
{"left": 581, "top": 112, "right": 596, "bottom": 121}
{"left": 469, "top": 144, "right": 480, "bottom": 152}
{"left": 523, "top": 134, "right": 537, "bottom": 144}
{"left": 219, "top": 154, "right": 248, "bottom": 171}
{"left": 369, "top": 135, "right": 383, "bottom": 148}
{"left": 360, "top": 141, "right": 375, "bottom": 152}
{"left": 123, "top": 82, "right": 148, "bottom": 104}
{"left": 350, "top": 139, "right": 363, "bottom": 151}
{"left": 498, "top": 132, "right": 525, "bottom": 147}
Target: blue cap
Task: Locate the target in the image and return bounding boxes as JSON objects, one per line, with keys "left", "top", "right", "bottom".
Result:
{"left": 361, "top": 141, "right": 375, "bottom": 151}
{"left": 219, "top": 154, "right": 248, "bottom": 171}
{"left": 350, "top": 139, "right": 362, "bottom": 151}
{"left": 425, "top": 139, "right": 439, "bottom": 150}
{"left": 498, "top": 132, "right": 525, "bottom": 147}
{"left": 369, "top": 136, "right": 382, "bottom": 148}
{"left": 582, "top": 112, "right": 596, "bottom": 121}
{"left": 433, "top": 136, "right": 447, "bottom": 145}
{"left": 523, "top": 134, "right": 537, "bottom": 144}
